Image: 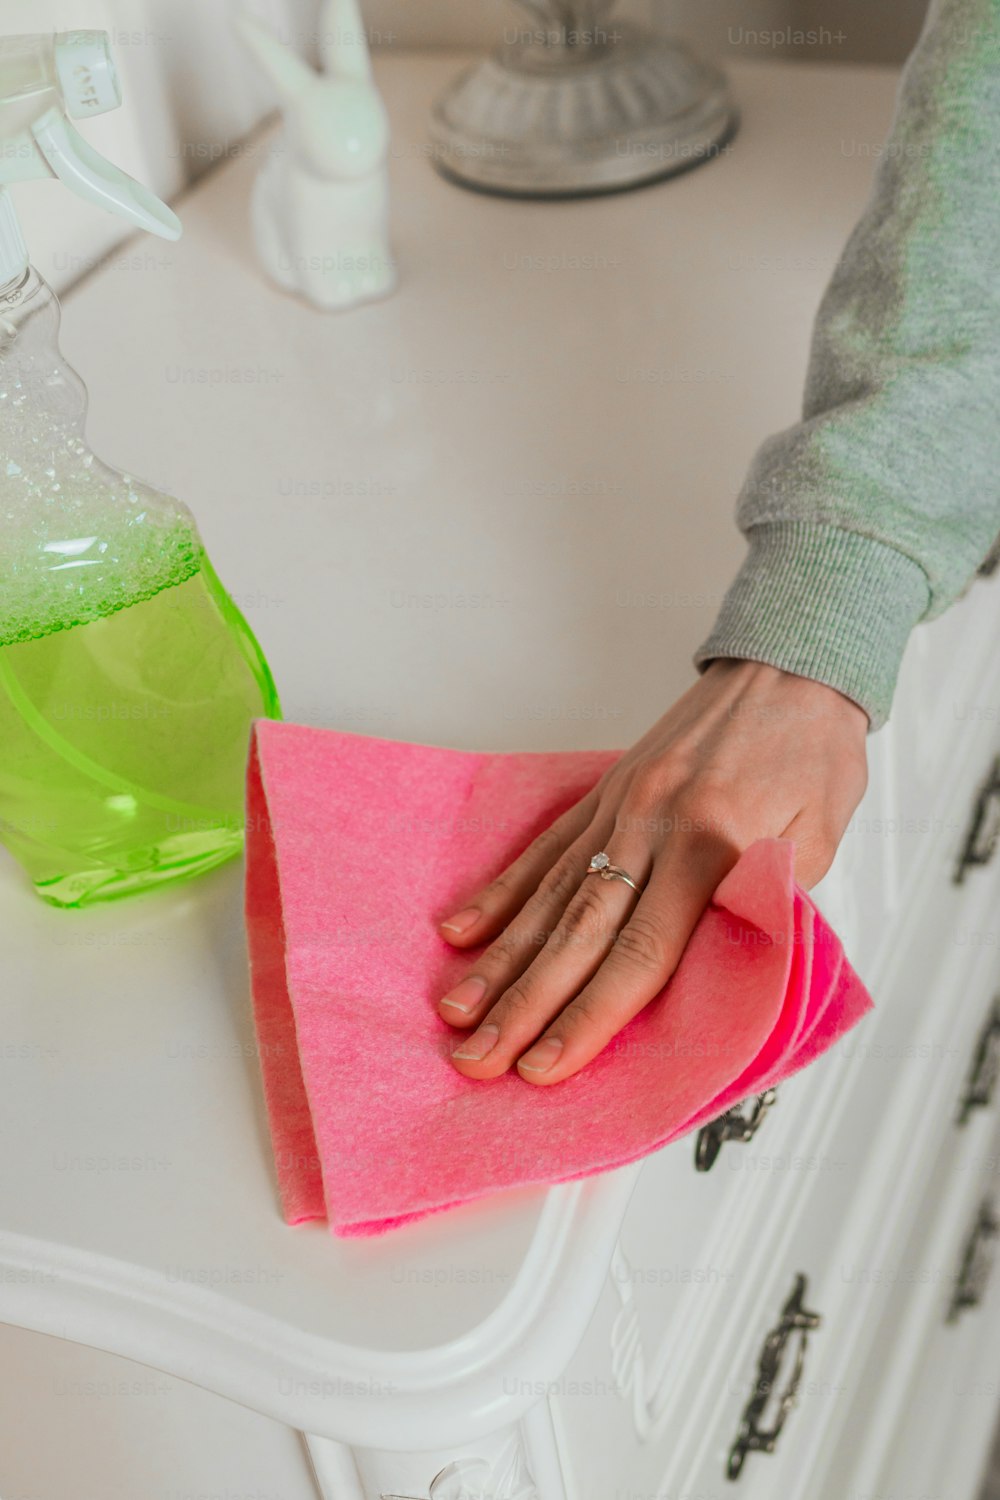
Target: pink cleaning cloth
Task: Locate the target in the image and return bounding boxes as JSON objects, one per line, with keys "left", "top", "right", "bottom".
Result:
{"left": 244, "top": 721, "right": 873, "bottom": 1238}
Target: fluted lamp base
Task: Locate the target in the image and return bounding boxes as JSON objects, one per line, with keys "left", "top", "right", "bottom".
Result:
{"left": 429, "top": 23, "right": 737, "bottom": 198}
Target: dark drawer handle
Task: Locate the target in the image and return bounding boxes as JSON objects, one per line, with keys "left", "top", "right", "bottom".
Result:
{"left": 957, "top": 997, "right": 1000, "bottom": 1126}
{"left": 947, "top": 1197, "right": 1000, "bottom": 1323}
{"left": 695, "top": 1089, "right": 778, "bottom": 1172}
{"left": 727, "top": 1272, "right": 822, "bottom": 1481}
{"left": 954, "top": 755, "right": 1000, "bottom": 884}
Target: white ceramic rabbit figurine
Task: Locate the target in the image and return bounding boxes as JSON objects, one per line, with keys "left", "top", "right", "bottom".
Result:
{"left": 236, "top": 0, "right": 395, "bottom": 311}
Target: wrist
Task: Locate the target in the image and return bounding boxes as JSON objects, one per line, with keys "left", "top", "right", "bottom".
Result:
{"left": 704, "top": 656, "right": 871, "bottom": 730}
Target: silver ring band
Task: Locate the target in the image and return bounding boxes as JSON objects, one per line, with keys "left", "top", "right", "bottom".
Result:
{"left": 586, "top": 850, "right": 639, "bottom": 892}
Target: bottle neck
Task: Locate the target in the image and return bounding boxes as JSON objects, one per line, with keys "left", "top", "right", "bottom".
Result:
{"left": 0, "top": 265, "right": 53, "bottom": 362}
{"left": 0, "top": 262, "right": 47, "bottom": 314}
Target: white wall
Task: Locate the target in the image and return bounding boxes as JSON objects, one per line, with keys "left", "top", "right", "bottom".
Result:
{"left": 3, "top": 0, "right": 928, "bottom": 293}
{"left": 361, "top": 0, "right": 927, "bottom": 62}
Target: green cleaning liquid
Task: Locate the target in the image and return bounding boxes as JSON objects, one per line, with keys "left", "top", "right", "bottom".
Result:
{"left": 0, "top": 555, "right": 279, "bottom": 906}
{"left": 0, "top": 267, "right": 281, "bottom": 906}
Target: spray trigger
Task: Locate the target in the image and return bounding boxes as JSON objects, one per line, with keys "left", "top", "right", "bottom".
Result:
{"left": 30, "top": 107, "right": 181, "bottom": 241}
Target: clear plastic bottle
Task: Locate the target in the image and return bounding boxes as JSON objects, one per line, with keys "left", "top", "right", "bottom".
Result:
{"left": 0, "top": 29, "right": 282, "bottom": 904}
{"left": 0, "top": 264, "right": 280, "bottom": 906}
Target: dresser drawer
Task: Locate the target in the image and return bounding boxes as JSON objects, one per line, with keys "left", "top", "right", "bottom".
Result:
{"left": 659, "top": 1033, "right": 1000, "bottom": 1500}
{"left": 816, "top": 677, "right": 1000, "bottom": 996}
{"left": 730, "top": 862, "right": 1000, "bottom": 1499}
{"left": 888, "top": 581, "right": 1000, "bottom": 906}
{"left": 818, "top": 1109, "right": 1000, "bottom": 1500}
{"left": 822, "top": 727, "right": 1000, "bottom": 993}
{"left": 549, "top": 787, "right": 1000, "bottom": 1500}
{"left": 875, "top": 1169, "right": 1000, "bottom": 1500}
{"left": 803, "top": 938, "right": 1000, "bottom": 1500}
{"left": 901, "top": 577, "right": 1000, "bottom": 814}
{"left": 807, "top": 590, "right": 1000, "bottom": 991}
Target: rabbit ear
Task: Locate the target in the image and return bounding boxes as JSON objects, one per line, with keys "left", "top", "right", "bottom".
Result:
{"left": 318, "top": 0, "right": 372, "bottom": 82}
{"left": 236, "top": 12, "right": 316, "bottom": 103}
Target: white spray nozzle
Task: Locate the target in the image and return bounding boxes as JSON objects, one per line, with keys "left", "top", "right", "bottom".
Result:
{"left": 31, "top": 108, "right": 180, "bottom": 240}
{"left": 0, "top": 29, "right": 181, "bottom": 285}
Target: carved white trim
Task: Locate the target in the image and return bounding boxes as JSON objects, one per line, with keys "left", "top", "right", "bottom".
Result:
{"left": 609, "top": 1243, "right": 654, "bottom": 1442}
{"left": 0, "top": 1168, "right": 640, "bottom": 1453}
{"left": 375, "top": 1435, "right": 539, "bottom": 1500}
{"left": 427, "top": 1435, "right": 538, "bottom": 1499}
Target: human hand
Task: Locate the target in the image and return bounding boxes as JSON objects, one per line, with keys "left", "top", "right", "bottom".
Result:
{"left": 437, "top": 659, "right": 869, "bottom": 1085}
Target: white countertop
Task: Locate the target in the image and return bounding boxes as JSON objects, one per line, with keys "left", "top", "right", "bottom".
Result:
{"left": 0, "top": 51, "right": 901, "bottom": 1440}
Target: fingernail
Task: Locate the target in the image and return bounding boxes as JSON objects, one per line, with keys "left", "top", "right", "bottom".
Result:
{"left": 440, "top": 907, "right": 481, "bottom": 935}
{"left": 439, "top": 974, "right": 487, "bottom": 1014}
{"left": 518, "top": 1036, "right": 564, "bottom": 1074}
{"left": 451, "top": 1023, "right": 500, "bottom": 1061}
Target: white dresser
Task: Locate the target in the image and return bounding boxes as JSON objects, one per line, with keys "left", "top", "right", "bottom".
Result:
{"left": 3, "top": 52, "right": 1000, "bottom": 1500}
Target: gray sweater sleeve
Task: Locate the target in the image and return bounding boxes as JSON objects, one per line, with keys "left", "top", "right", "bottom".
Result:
{"left": 693, "top": 0, "right": 1000, "bottom": 731}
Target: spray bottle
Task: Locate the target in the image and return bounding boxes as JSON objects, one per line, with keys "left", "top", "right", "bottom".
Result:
{"left": 0, "top": 31, "right": 281, "bottom": 907}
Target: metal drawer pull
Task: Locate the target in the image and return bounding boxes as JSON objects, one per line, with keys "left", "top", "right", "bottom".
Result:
{"left": 694, "top": 1088, "right": 778, "bottom": 1172}
{"left": 947, "top": 1197, "right": 1000, "bottom": 1323}
{"left": 954, "top": 755, "right": 1000, "bottom": 884}
{"left": 957, "top": 997, "right": 1000, "bottom": 1126}
{"left": 726, "top": 1272, "right": 821, "bottom": 1481}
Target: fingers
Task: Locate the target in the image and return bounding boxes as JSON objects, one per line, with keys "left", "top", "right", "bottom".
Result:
{"left": 436, "top": 791, "right": 599, "bottom": 948}
{"left": 447, "top": 836, "right": 653, "bottom": 1078}
{"left": 434, "top": 659, "right": 869, "bottom": 1088}
{"left": 437, "top": 826, "right": 615, "bottom": 1025}
{"left": 510, "top": 834, "right": 740, "bottom": 1085}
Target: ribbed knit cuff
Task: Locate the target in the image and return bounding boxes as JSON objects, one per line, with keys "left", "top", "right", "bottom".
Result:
{"left": 692, "top": 521, "right": 930, "bottom": 732}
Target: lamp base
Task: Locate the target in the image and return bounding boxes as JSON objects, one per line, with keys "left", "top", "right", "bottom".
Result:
{"left": 429, "top": 24, "right": 737, "bottom": 199}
